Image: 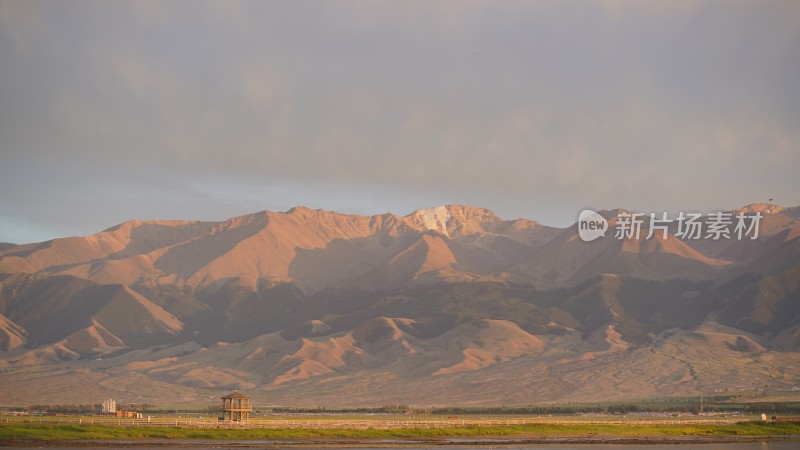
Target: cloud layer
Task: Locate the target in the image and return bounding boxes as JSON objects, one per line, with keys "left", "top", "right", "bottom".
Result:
{"left": 1, "top": 0, "right": 799, "bottom": 243}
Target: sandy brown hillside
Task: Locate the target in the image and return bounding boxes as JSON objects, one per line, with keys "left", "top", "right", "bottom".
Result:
{"left": 0, "top": 204, "right": 798, "bottom": 406}
{"left": 0, "top": 205, "right": 558, "bottom": 292}
{"left": 512, "top": 210, "right": 732, "bottom": 287}
{"left": 0, "top": 314, "right": 26, "bottom": 351}
{"left": 681, "top": 204, "right": 800, "bottom": 263}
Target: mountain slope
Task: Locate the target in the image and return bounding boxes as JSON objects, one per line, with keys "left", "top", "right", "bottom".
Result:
{"left": 0, "top": 204, "right": 798, "bottom": 406}
{"left": 513, "top": 211, "right": 729, "bottom": 287}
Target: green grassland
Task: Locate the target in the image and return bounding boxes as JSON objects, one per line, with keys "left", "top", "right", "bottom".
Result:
{"left": 1, "top": 421, "right": 799, "bottom": 441}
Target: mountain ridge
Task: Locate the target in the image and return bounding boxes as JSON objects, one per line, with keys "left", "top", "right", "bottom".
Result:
{"left": 0, "top": 203, "right": 798, "bottom": 406}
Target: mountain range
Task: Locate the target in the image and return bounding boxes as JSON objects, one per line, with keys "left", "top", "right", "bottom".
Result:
{"left": 0, "top": 203, "right": 798, "bottom": 407}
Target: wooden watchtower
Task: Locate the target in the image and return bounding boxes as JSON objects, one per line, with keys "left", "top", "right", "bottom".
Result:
{"left": 221, "top": 391, "right": 252, "bottom": 422}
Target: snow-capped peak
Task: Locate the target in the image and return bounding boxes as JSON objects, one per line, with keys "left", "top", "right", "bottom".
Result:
{"left": 416, "top": 206, "right": 451, "bottom": 236}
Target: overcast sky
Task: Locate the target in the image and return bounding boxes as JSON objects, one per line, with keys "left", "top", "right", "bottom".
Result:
{"left": 1, "top": 1, "right": 799, "bottom": 244}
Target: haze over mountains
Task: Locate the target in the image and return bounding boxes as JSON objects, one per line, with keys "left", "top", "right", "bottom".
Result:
{"left": 0, "top": 204, "right": 798, "bottom": 406}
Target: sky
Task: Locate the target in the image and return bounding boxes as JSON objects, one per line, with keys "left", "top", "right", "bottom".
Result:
{"left": 1, "top": 0, "right": 799, "bottom": 244}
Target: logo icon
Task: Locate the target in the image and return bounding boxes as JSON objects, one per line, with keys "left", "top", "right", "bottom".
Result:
{"left": 578, "top": 209, "right": 608, "bottom": 242}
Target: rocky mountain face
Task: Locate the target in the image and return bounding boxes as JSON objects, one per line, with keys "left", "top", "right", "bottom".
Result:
{"left": 0, "top": 204, "right": 798, "bottom": 406}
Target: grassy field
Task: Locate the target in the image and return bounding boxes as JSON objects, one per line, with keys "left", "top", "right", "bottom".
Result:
{"left": 1, "top": 421, "right": 799, "bottom": 441}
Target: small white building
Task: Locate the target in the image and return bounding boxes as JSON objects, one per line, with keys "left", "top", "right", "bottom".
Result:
{"left": 101, "top": 398, "right": 116, "bottom": 414}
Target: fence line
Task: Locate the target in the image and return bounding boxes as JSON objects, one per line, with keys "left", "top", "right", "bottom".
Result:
{"left": 1, "top": 416, "right": 742, "bottom": 429}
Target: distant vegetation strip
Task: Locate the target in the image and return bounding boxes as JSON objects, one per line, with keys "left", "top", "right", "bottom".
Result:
{"left": 1, "top": 421, "right": 799, "bottom": 441}
{"left": 9, "top": 399, "right": 800, "bottom": 416}
{"left": 0, "top": 416, "right": 750, "bottom": 428}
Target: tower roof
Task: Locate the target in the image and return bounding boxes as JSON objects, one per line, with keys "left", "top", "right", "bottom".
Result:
{"left": 221, "top": 390, "right": 250, "bottom": 399}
